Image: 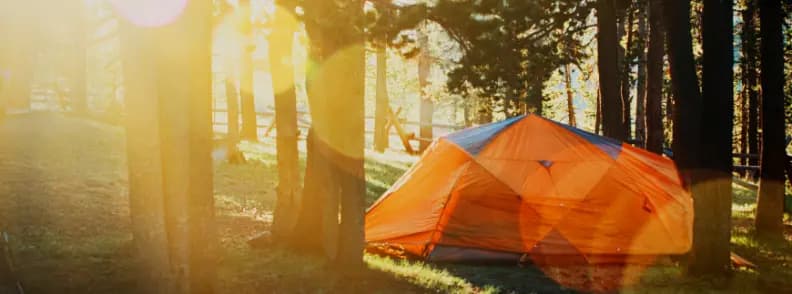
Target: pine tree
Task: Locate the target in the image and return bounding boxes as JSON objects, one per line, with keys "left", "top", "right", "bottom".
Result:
{"left": 119, "top": 17, "right": 172, "bottom": 294}
{"left": 635, "top": 0, "right": 648, "bottom": 146}
{"left": 301, "top": 0, "right": 366, "bottom": 269}
{"left": 269, "top": 0, "right": 301, "bottom": 243}
{"left": 645, "top": 0, "right": 665, "bottom": 154}
{"left": 755, "top": 0, "right": 787, "bottom": 238}
{"left": 598, "top": 0, "right": 627, "bottom": 140}
{"left": 691, "top": 0, "right": 734, "bottom": 275}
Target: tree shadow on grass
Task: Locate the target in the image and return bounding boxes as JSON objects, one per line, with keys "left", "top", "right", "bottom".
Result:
{"left": 435, "top": 262, "right": 579, "bottom": 294}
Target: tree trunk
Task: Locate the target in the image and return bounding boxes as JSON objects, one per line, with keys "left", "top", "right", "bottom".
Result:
{"left": 621, "top": 8, "right": 635, "bottom": 139}
{"left": 665, "top": 86, "right": 673, "bottom": 137}
{"left": 595, "top": 88, "right": 602, "bottom": 134}
{"left": 225, "top": 78, "right": 244, "bottom": 163}
{"left": 418, "top": 27, "right": 433, "bottom": 152}
{"left": 303, "top": 0, "right": 366, "bottom": 270}
{"left": 463, "top": 98, "right": 472, "bottom": 127}
{"left": 664, "top": 0, "right": 703, "bottom": 179}
{"left": 269, "top": 3, "right": 300, "bottom": 243}
{"left": 119, "top": 19, "right": 173, "bottom": 294}
{"left": 635, "top": 2, "right": 648, "bottom": 146}
{"left": 374, "top": 46, "right": 390, "bottom": 152}
{"left": 691, "top": 0, "right": 733, "bottom": 275}
{"left": 240, "top": 2, "right": 258, "bottom": 142}
{"left": 155, "top": 0, "right": 216, "bottom": 292}
{"left": 597, "top": 0, "right": 627, "bottom": 141}
{"left": 477, "top": 96, "right": 493, "bottom": 124}
{"left": 645, "top": 0, "right": 664, "bottom": 154}
{"left": 527, "top": 78, "right": 544, "bottom": 115}
{"left": 564, "top": 63, "right": 577, "bottom": 127}
{"left": 739, "top": 87, "right": 749, "bottom": 170}
{"left": 755, "top": 0, "right": 786, "bottom": 238}
{"left": 289, "top": 129, "right": 327, "bottom": 255}
{"left": 743, "top": 1, "right": 760, "bottom": 170}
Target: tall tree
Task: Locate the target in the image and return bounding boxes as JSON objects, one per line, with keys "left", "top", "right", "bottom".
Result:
{"left": 620, "top": 7, "right": 635, "bottom": 138}
{"left": 119, "top": 0, "right": 216, "bottom": 292}
{"left": 239, "top": 0, "right": 258, "bottom": 141}
{"left": 225, "top": 78, "right": 244, "bottom": 163}
{"left": 645, "top": 0, "right": 664, "bottom": 154}
{"left": 598, "top": 0, "right": 627, "bottom": 141}
{"left": 373, "top": 45, "right": 390, "bottom": 152}
{"left": 742, "top": 1, "right": 760, "bottom": 169}
{"left": 119, "top": 19, "right": 172, "bottom": 294}
{"left": 664, "top": 0, "right": 710, "bottom": 276}
{"left": 156, "top": 0, "right": 216, "bottom": 291}
{"left": 564, "top": 63, "right": 577, "bottom": 126}
{"left": 302, "top": 0, "right": 366, "bottom": 268}
{"left": 595, "top": 89, "right": 602, "bottom": 134}
{"left": 635, "top": 1, "right": 648, "bottom": 146}
{"left": 692, "top": 0, "right": 734, "bottom": 275}
{"left": 755, "top": 0, "right": 787, "bottom": 238}
{"left": 433, "top": 1, "right": 589, "bottom": 119}
{"left": 664, "top": 0, "right": 703, "bottom": 182}
{"left": 418, "top": 26, "right": 433, "bottom": 152}
{"left": 269, "top": 1, "right": 300, "bottom": 243}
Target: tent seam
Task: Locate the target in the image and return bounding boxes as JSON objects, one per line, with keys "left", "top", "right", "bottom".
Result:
{"left": 422, "top": 160, "right": 472, "bottom": 257}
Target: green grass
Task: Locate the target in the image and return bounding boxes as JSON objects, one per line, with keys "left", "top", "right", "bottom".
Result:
{"left": 1, "top": 113, "right": 791, "bottom": 293}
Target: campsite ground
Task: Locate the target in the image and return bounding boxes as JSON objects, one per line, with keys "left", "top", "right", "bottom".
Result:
{"left": 0, "top": 113, "right": 790, "bottom": 293}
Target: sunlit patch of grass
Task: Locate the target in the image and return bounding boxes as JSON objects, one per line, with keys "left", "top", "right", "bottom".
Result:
{"left": 364, "top": 255, "right": 492, "bottom": 293}
{"left": 732, "top": 234, "right": 761, "bottom": 250}
{"left": 733, "top": 183, "right": 758, "bottom": 206}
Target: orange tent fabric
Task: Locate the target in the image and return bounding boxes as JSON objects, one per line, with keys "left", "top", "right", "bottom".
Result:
{"left": 365, "top": 115, "right": 693, "bottom": 264}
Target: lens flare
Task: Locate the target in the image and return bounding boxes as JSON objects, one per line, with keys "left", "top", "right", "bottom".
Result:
{"left": 307, "top": 43, "right": 366, "bottom": 160}
{"left": 109, "top": 0, "right": 188, "bottom": 27}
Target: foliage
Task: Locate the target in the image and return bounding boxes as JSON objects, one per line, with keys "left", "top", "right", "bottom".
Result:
{"left": 429, "top": 0, "right": 594, "bottom": 116}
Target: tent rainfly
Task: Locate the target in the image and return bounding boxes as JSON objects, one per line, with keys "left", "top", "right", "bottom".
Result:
{"left": 365, "top": 114, "right": 693, "bottom": 265}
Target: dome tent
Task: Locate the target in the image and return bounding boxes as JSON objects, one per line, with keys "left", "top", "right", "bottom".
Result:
{"left": 365, "top": 114, "right": 692, "bottom": 264}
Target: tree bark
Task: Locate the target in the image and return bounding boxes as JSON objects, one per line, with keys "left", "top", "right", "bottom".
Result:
{"left": 303, "top": 0, "right": 366, "bottom": 270}
{"left": 269, "top": 2, "right": 300, "bottom": 242}
{"left": 635, "top": 2, "right": 648, "bottom": 146}
{"left": 374, "top": 46, "right": 390, "bottom": 152}
{"left": 225, "top": 78, "right": 244, "bottom": 163}
{"left": 621, "top": 8, "right": 635, "bottom": 139}
{"left": 564, "top": 63, "right": 577, "bottom": 127}
{"left": 597, "top": 0, "right": 627, "bottom": 141}
{"left": 418, "top": 27, "right": 433, "bottom": 152}
{"left": 119, "top": 19, "right": 172, "bottom": 294}
{"left": 155, "top": 0, "right": 216, "bottom": 292}
{"left": 755, "top": 0, "right": 786, "bottom": 238}
{"left": 240, "top": 1, "right": 258, "bottom": 142}
{"left": 664, "top": 0, "right": 703, "bottom": 179}
{"left": 463, "top": 98, "right": 472, "bottom": 127}
{"left": 595, "top": 88, "right": 602, "bottom": 134}
{"left": 739, "top": 87, "right": 748, "bottom": 169}
{"left": 645, "top": 0, "right": 664, "bottom": 154}
{"left": 743, "top": 1, "right": 760, "bottom": 170}
{"left": 691, "top": 0, "right": 733, "bottom": 275}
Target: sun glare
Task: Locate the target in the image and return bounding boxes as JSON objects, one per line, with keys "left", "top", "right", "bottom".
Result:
{"left": 108, "top": 0, "right": 188, "bottom": 27}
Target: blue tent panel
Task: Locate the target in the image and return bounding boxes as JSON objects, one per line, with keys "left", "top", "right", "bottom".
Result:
{"left": 445, "top": 115, "right": 525, "bottom": 155}
{"left": 548, "top": 119, "right": 623, "bottom": 160}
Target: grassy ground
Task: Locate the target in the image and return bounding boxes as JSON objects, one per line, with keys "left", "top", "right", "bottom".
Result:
{"left": 0, "top": 113, "right": 790, "bottom": 293}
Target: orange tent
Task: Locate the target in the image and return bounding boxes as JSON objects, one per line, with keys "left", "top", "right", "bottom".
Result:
{"left": 365, "top": 115, "right": 693, "bottom": 264}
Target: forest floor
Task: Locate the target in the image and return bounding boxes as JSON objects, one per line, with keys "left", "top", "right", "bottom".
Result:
{"left": 0, "top": 112, "right": 790, "bottom": 293}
